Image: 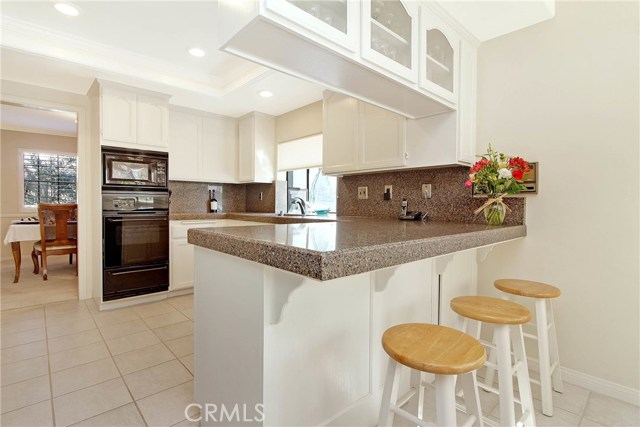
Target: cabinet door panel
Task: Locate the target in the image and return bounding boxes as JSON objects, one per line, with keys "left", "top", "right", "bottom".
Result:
{"left": 203, "top": 117, "right": 238, "bottom": 183}
{"left": 322, "top": 92, "right": 359, "bottom": 173}
{"left": 420, "top": 9, "right": 459, "bottom": 104}
{"left": 169, "top": 111, "right": 202, "bottom": 181}
{"left": 359, "top": 102, "right": 406, "bottom": 169}
{"left": 237, "top": 116, "right": 255, "bottom": 182}
{"left": 101, "top": 88, "right": 136, "bottom": 143}
{"left": 171, "top": 239, "right": 195, "bottom": 291}
{"left": 137, "top": 95, "right": 168, "bottom": 148}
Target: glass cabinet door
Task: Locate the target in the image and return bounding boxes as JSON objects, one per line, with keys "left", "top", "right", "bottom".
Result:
{"left": 362, "top": 0, "right": 418, "bottom": 82}
{"left": 420, "top": 10, "right": 459, "bottom": 103}
{"left": 287, "top": 0, "right": 347, "bottom": 34}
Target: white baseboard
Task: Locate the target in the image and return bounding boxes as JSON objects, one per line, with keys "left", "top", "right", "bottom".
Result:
{"left": 560, "top": 367, "right": 640, "bottom": 406}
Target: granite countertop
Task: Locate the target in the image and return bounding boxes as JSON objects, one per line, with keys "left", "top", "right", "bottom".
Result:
{"left": 169, "top": 212, "right": 337, "bottom": 224}
{"left": 187, "top": 218, "right": 526, "bottom": 281}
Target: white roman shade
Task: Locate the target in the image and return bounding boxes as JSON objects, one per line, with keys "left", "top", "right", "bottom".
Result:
{"left": 277, "top": 134, "right": 322, "bottom": 171}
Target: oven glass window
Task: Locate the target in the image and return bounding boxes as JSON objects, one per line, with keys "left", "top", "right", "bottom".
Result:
{"left": 104, "top": 215, "right": 168, "bottom": 269}
{"left": 111, "top": 161, "right": 150, "bottom": 181}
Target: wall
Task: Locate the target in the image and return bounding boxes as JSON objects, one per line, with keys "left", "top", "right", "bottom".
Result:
{"left": 476, "top": 0, "right": 639, "bottom": 393}
{"left": 275, "top": 101, "right": 322, "bottom": 143}
{"left": 337, "top": 166, "right": 525, "bottom": 224}
{"left": 1, "top": 130, "right": 77, "bottom": 259}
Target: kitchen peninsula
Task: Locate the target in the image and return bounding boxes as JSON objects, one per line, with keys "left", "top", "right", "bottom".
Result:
{"left": 188, "top": 218, "right": 525, "bottom": 426}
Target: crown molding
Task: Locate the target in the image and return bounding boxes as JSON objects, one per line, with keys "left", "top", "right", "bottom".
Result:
{"left": 1, "top": 124, "right": 76, "bottom": 138}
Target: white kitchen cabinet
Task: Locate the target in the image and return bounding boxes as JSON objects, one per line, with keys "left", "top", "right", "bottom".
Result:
{"left": 170, "top": 219, "right": 264, "bottom": 291}
{"left": 433, "top": 249, "right": 476, "bottom": 330}
{"left": 169, "top": 107, "right": 238, "bottom": 183}
{"left": 237, "top": 112, "right": 276, "bottom": 183}
{"left": 90, "top": 79, "right": 170, "bottom": 151}
{"left": 323, "top": 91, "right": 406, "bottom": 175}
{"left": 420, "top": 7, "right": 460, "bottom": 104}
{"left": 361, "top": 0, "right": 419, "bottom": 83}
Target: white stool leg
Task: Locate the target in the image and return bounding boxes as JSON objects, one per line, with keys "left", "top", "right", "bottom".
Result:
{"left": 460, "top": 372, "right": 484, "bottom": 427}
{"left": 536, "top": 298, "right": 553, "bottom": 416}
{"left": 435, "top": 374, "right": 457, "bottom": 427}
{"left": 414, "top": 370, "right": 425, "bottom": 420}
{"left": 379, "top": 358, "right": 399, "bottom": 427}
{"left": 483, "top": 328, "right": 498, "bottom": 389}
{"left": 495, "top": 324, "right": 516, "bottom": 427}
{"left": 510, "top": 324, "right": 536, "bottom": 427}
{"left": 547, "top": 299, "right": 564, "bottom": 393}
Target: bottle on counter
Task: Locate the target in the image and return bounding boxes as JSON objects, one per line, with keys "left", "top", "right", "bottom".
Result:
{"left": 210, "top": 189, "right": 218, "bottom": 213}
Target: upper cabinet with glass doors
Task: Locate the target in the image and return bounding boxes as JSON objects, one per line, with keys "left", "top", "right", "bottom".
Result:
{"left": 420, "top": 8, "right": 459, "bottom": 104}
{"left": 265, "top": 0, "right": 360, "bottom": 54}
{"left": 362, "top": 0, "right": 419, "bottom": 82}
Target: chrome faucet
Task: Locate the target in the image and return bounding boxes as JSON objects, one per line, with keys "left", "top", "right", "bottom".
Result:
{"left": 292, "top": 197, "right": 307, "bottom": 215}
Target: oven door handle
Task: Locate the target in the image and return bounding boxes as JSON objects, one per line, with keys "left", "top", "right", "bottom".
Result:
{"left": 111, "top": 266, "right": 168, "bottom": 276}
{"left": 106, "top": 217, "right": 168, "bottom": 223}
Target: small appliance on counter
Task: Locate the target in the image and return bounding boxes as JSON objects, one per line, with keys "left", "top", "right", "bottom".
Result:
{"left": 398, "top": 198, "right": 428, "bottom": 221}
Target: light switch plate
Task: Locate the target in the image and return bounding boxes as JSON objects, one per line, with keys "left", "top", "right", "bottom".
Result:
{"left": 422, "top": 184, "right": 432, "bottom": 199}
{"left": 358, "top": 186, "right": 368, "bottom": 200}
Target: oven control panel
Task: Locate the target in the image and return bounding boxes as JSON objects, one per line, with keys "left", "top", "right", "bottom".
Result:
{"left": 102, "top": 192, "right": 169, "bottom": 212}
{"left": 113, "top": 198, "right": 136, "bottom": 210}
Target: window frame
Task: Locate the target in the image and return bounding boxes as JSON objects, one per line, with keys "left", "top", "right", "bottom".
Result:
{"left": 17, "top": 148, "right": 78, "bottom": 213}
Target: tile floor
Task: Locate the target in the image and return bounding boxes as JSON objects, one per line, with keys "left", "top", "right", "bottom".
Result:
{"left": 1, "top": 293, "right": 638, "bottom": 426}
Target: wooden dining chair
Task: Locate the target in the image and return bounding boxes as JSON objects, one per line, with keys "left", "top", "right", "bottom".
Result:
{"left": 31, "top": 203, "right": 78, "bottom": 281}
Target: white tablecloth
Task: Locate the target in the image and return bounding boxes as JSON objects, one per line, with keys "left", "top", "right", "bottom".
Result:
{"left": 3, "top": 224, "right": 40, "bottom": 245}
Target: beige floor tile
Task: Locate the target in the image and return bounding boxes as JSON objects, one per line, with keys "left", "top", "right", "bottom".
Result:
{"left": 167, "top": 295, "right": 193, "bottom": 311}
{"left": 69, "top": 403, "right": 145, "bottom": 427}
{"left": 1, "top": 340, "right": 47, "bottom": 365}
{"left": 46, "top": 316, "right": 97, "bottom": 339}
{"left": 533, "top": 405, "right": 582, "bottom": 426}
{"left": 53, "top": 378, "right": 132, "bottom": 427}
{"left": 137, "top": 381, "right": 197, "bottom": 427}
{"left": 0, "top": 399, "right": 53, "bottom": 426}
{"left": 1, "top": 327, "right": 46, "bottom": 349}
{"left": 49, "top": 341, "right": 111, "bottom": 372}
{"left": 99, "top": 319, "right": 150, "bottom": 340}
{"left": 52, "top": 358, "right": 120, "bottom": 397}
{"left": 583, "top": 393, "right": 640, "bottom": 426}
{"left": 48, "top": 328, "right": 103, "bottom": 354}
{"left": 180, "top": 308, "right": 194, "bottom": 320}
{"left": 133, "top": 301, "right": 177, "bottom": 319}
{"left": 164, "top": 335, "right": 193, "bottom": 358}
{"left": 123, "top": 359, "right": 192, "bottom": 400}
{"left": 1, "top": 355, "right": 49, "bottom": 386}
{"left": 153, "top": 320, "right": 193, "bottom": 342}
{"left": 45, "top": 300, "right": 90, "bottom": 317}
{"left": 179, "top": 354, "right": 194, "bottom": 375}
{"left": 90, "top": 308, "right": 140, "bottom": 328}
{"left": 533, "top": 381, "right": 591, "bottom": 416}
{"left": 580, "top": 417, "right": 605, "bottom": 426}
{"left": 143, "top": 311, "right": 189, "bottom": 329}
{"left": 1, "top": 316, "right": 46, "bottom": 335}
{"left": 1, "top": 375, "right": 51, "bottom": 414}
{"left": 171, "top": 418, "right": 200, "bottom": 427}
{"left": 113, "top": 342, "right": 175, "bottom": 375}
{"left": 1, "top": 306, "right": 45, "bottom": 323}
{"left": 105, "top": 330, "right": 161, "bottom": 356}
{"left": 46, "top": 312, "right": 94, "bottom": 329}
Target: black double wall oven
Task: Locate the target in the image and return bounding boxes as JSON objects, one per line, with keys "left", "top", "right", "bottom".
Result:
{"left": 102, "top": 147, "right": 169, "bottom": 301}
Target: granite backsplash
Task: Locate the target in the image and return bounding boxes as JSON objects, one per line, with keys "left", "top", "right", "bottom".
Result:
{"left": 337, "top": 166, "right": 525, "bottom": 225}
{"left": 169, "top": 181, "right": 247, "bottom": 214}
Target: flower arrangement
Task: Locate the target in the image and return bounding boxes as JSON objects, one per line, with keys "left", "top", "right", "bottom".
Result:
{"left": 465, "top": 144, "right": 531, "bottom": 224}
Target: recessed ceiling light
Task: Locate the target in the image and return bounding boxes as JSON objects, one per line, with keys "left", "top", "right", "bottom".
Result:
{"left": 258, "top": 90, "right": 273, "bottom": 98}
{"left": 54, "top": 2, "right": 80, "bottom": 16}
{"left": 188, "top": 48, "right": 206, "bottom": 58}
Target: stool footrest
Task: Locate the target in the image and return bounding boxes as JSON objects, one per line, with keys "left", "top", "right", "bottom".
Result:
{"left": 478, "top": 382, "right": 523, "bottom": 406}
{"left": 523, "top": 331, "right": 537, "bottom": 340}
{"left": 390, "top": 406, "right": 433, "bottom": 427}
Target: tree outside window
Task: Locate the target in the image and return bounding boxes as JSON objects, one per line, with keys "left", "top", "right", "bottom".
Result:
{"left": 22, "top": 151, "right": 77, "bottom": 207}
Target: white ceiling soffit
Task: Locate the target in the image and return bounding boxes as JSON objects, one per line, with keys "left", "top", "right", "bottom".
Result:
{"left": 1, "top": 103, "right": 78, "bottom": 137}
{"left": 0, "top": 2, "right": 325, "bottom": 117}
{"left": 438, "top": 0, "right": 556, "bottom": 42}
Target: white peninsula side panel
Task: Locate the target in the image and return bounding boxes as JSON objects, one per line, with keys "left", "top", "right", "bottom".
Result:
{"left": 193, "top": 248, "right": 435, "bottom": 426}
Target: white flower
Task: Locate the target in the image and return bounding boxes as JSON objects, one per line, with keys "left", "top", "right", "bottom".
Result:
{"left": 498, "top": 168, "right": 512, "bottom": 179}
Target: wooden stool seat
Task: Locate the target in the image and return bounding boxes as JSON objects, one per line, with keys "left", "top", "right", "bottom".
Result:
{"left": 450, "top": 296, "right": 531, "bottom": 325}
{"left": 382, "top": 323, "right": 486, "bottom": 375}
{"left": 495, "top": 278, "right": 561, "bottom": 298}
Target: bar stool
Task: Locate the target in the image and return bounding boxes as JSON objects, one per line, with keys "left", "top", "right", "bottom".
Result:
{"left": 488, "top": 279, "right": 563, "bottom": 416}
{"left": 379, "top": 323, "right": 486, "bottom": 427}
{"left": 450, "top": 296, "right": 536, "bottom": 427}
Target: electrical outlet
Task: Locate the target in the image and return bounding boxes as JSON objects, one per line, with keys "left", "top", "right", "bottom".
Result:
{"left": 384, "top": 185, "right": 392, "bottom": 200}
{"left": 422, "top": 184, "right": 432, "bottom": 199}
{"left": 358, "top": 186, "right": 368, "bottom": 200}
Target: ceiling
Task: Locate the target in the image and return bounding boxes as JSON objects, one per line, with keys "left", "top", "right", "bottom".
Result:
{"left": 1, "top": 103, "right": 78, "bottom": 137}
{"left": 0, "top": 1, "right": 326, "bottom": 120}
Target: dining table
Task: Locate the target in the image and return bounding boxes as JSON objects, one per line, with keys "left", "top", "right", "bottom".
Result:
{"left": 3, "top": 222, "right": 41, "bottom": 283}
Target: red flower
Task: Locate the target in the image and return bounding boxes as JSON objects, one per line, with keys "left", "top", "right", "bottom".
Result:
{"left": 512, "top": 169, "right": 524, "bottom": 180}
{"left": 470, "top": 158, "right": 491, "bottom": 173}
{"left": 508, "top": 157, "right": 530, "bottom": 172}
{"left": 465, "top": 179, "right": 473, "bottom": 188}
